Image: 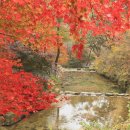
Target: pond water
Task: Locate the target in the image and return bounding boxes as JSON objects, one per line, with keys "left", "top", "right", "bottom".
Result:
{"left": 5, "top": 95, "right": 128, "bottom": 130}
{"left": 61, "top": 71, "right": 121, "bottom": 93}
{"left": 1, "top": 70, "right": 129, "bottom": 130}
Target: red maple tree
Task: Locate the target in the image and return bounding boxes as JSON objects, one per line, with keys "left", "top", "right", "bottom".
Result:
{"left": 0, "top": 58, "right": 57, "bottom": 117}
{"left": 0, "top": 0, "right": 130, "bottom": 118}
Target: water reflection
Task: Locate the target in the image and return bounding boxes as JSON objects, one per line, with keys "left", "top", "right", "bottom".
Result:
{"left": 58, "top": 96, "right": 114, "bottom": 130}
{"left": 6, "top": 96, "right": 128, "bottom": 130}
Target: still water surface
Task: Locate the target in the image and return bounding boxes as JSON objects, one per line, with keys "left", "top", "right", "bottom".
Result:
{"left": 3, "top": 70, "right": 129, "bottom": 130}
{"left": 6, "top": 95, "right": 128, "bottom": 130}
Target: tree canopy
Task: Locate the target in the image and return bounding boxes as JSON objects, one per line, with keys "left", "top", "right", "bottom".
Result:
{"left": 0, "top": 0, "right": 130, "bottom": 56}
{"left": 0, "top": 0, "right": 130, "bottom": 119}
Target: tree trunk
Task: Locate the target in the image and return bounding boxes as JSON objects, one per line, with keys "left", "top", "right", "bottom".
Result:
{"left": 55, "top": 46, "right": 60, "bottom": 66}
{"left": 53, "top": 19, "right": 60, "bottom": 75}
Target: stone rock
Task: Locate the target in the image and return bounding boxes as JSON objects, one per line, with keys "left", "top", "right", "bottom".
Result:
{"left": 105, "top": 93, "right": 114, "bottom": 96}
{"left": 90, "top": 70, "right": 96, "bottom": 73}
{"left": 59, "top": 91, "right": 64, "bottom": 94}
{"left": 73, "top": 92, "right": 80, "bottom": 95}
{"left": 118, "top": 93, "right": 129, "bottom": 96}
{"left": 65, "top": 91, "right": 75, "bottom": 94}
{"left": 95, "top": 93, "right": 102, "bottom": 96}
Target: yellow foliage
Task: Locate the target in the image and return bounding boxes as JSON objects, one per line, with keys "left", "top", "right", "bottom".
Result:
{"left": 94, "top": 37, "right": 130, "bottom": 85}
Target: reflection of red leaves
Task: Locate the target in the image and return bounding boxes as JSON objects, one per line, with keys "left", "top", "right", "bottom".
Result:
{"left": 58, "top": 95, "right": 70, "bottom": 102}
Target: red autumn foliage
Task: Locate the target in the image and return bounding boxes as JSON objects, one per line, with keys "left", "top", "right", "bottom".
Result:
{"left": 0, "top": 0, "right": 130, "bottom": 57}
{"left": 0, "top": 58, "right": 57, "bottom": 116}
{"left": 0, "top": 0, "right": 130, "bottom": 117}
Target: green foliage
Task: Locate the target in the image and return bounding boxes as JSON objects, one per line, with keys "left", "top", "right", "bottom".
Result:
{"left": 80, "top": 121, "right": 130, "bottom": 130}
{"left": 59, "top": 25, "right": 70, "bottom": 42}
{"left": 64, "top": 56, "right": 84, "bottom": 68}
{"left": 11, "top": 43, "right": 51, "bottom": 76}
{"left": 127, "top": 124, "right": 130, "bottom": 130}
{"left": 86, "top": 32, "right": 108, "bottom": 57}
{"left": 48, "top": 125, "right": 53, "bottom": 130}
{"left": 18, "top": 51, "right": 51, "bottom": 76}
{"left": 64, "top": 32, "right": 107, "bottom": 68}
{"left": 64, "top": 47, "right": 95, "bottom": 68}
{"left": 50, "top": 74, "right": 62, "bottom": 85}
{"left": 80, "top": 121, "right": 111, "bottom": 130}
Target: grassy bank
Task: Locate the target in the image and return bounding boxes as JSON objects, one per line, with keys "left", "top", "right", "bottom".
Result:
{"left": 94, "top": 40, "right": 130, "bottom": 93}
